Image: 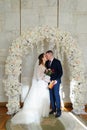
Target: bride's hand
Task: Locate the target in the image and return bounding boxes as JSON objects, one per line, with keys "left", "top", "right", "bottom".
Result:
{"left": 43, "top": 75, "right": 50, "bottom": 83}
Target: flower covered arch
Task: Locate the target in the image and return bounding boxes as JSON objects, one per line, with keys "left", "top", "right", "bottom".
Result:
{"left": 4, "top": 26, "right": 86, "bottom": 115}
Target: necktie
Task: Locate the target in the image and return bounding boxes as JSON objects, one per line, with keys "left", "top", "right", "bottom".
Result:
{"left": 49, "top": 61, "right": 51, "bottom": 67}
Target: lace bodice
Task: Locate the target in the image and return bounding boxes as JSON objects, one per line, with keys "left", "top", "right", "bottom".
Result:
{"left": 36, "top": 64, "right": 50, "bottom": 82}
{"left": 37, "top": 64, "right": 46, "bottom": 80}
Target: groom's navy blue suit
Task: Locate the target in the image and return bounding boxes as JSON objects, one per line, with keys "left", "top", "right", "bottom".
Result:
{"left": 46, "top": 58, "right": 63, "bottom": 114}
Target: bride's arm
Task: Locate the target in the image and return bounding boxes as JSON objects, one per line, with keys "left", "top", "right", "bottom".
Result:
{"left": 37, "top": 66, "right": 45, "bottom": 80}
{"left": 43, "top": 75, "right": 50, "bottom": 83}
{"left": 37, "top": 66, "right": 50, "bottom": 82}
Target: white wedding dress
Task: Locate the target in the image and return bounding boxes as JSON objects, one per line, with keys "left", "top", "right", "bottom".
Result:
{"left": 11, "top": 63, "right": 50, "bottom": 125}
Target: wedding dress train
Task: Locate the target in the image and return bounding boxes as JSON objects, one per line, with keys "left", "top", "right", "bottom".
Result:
{"left": 11, "top": 64, "right": 50, "bottom": 125}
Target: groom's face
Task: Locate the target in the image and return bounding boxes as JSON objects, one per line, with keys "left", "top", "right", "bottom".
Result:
{"left": 46, "top": 53, "right": 52, "bottom": 60}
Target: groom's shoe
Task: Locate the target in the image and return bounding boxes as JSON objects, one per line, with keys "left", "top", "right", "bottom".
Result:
{"left": 55, "top": 110, "right": 61, "bottom": 118}
{"left": 49, "top": 110, "right": 56, "bottom": 115}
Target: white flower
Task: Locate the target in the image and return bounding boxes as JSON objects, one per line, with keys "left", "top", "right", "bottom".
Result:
{"left": 4, "top": 26, "right": 86, "bottom": 115}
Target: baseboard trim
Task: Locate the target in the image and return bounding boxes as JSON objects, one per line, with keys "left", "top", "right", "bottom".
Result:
{"left": 0, "top": 102, "right": 7, "bottom": 107}
{"left": 0, "top": 102, "right": 23, "bottom": 107}
{"left": 0, "top": 102, "right": 73, "bottom": 108}
{"left": 64, "top": 102, "right": 73, "bottom": 108}
{"left": 0, "top": 102, "right": 87, "bottom": 109}
{"left": 85, "top": 104, "right": 87, "bottom": 108}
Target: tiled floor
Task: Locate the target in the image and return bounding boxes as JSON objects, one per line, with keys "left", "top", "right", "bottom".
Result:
{"left": 0, "top": 107, "right": 10, "bottom": 130}
{"left": 0, "top": 106, "right": 87, "bottom": 130}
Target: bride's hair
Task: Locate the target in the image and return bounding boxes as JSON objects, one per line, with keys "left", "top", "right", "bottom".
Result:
{"left": 38, "top": 53, "right": 44, "bottom": 65}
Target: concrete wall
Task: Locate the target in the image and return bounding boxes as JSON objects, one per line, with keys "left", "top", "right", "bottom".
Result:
{"left": 0, "top": 0, "right": 87, "bottom": 103}
{"left": 59, "top": 0, "right": 87, "bottom": 102}
{"left": 0, "top": 0, "right": 57, "bottom": 102}
{"left": 0, "top": 0, "right": 20, "bottom": 101}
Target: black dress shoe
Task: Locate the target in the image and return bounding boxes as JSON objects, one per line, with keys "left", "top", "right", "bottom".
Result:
{"left": 49, "top": 110, "right": 56, "bottom": 114}
{"left": 55, "top": 111, "right": 61, "bottom": 118}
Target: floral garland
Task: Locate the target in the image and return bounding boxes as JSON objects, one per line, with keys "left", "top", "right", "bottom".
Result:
{"left": 4, "top": 26, "right": 86, "bottom": 114}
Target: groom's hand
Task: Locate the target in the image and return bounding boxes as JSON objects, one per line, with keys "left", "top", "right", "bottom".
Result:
{"left": 53, "top": 80, "right": 57, "bottom": 85}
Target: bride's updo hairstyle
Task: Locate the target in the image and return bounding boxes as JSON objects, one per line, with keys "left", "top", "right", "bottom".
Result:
{"left": 38, "top": 53, "right": 44, "bottom": 65}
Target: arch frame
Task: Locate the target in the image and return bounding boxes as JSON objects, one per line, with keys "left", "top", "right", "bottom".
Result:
{"left": 4, "top": 26, "right": 86, "bottom": 114}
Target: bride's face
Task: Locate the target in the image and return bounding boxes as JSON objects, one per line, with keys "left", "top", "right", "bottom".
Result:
{"left": 43, "top": 54, "right": 47, "bottom": 63}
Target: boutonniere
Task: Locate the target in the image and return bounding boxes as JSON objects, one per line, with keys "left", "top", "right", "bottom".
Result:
{"left": 51, "top": 69, "right": 55, "bottom": 73}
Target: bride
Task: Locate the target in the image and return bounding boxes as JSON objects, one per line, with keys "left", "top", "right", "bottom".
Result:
{"left": 11, "top": 53, "right": 50, "bottom": 125}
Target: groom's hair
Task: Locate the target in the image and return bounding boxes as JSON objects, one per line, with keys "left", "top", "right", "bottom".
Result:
{"left": 46, "top": 50, "right": 53, "bottom": 54}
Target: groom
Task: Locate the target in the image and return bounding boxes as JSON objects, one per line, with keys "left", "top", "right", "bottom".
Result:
{"left": 45, "top": 50, "right": 63, "bottom": 117}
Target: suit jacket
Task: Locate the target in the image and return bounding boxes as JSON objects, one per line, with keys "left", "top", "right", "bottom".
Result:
{"left": 45, "top": 58, "right": 63, "bottom": 81}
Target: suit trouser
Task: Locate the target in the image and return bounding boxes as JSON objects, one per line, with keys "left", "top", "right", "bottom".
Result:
{"left": 49, "top": 80, "right": 61, "bottom": 112}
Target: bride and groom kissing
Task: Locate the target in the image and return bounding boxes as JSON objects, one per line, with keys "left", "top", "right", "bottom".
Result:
{"left": 11, "top": 50, "right": 63, "bottom": 125}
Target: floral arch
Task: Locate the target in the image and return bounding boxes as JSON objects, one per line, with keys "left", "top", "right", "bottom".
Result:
{"left": 4, "top": 26, "right": 86, "bottom": 115}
